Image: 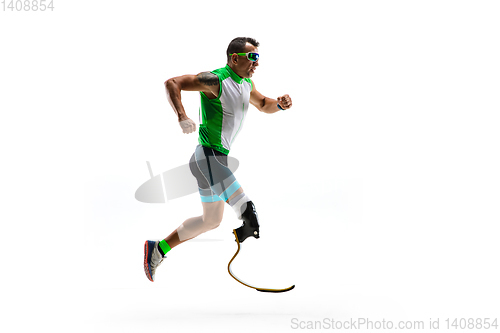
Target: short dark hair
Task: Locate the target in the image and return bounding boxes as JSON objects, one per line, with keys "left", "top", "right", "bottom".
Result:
{"left": 226, "top": 37, "right": 260, "bottom": 63}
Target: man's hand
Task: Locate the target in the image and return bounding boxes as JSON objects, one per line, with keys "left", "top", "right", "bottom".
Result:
{"left": 277, "top": 94, "right": 292, "bottom": 110}
{"left": 179, "top": 118, "right": 196, "bottom": 134}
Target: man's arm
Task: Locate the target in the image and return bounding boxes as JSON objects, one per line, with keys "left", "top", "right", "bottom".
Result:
{"left": 249, "top": 80, "right": 292, "bottom": 114}
{"left": 165, "top": 72, "right": 219, "bottom": 133}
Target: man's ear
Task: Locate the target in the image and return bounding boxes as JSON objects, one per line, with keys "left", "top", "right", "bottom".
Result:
{"left": 231, "top": 54, "right": 238, "bottom": 65}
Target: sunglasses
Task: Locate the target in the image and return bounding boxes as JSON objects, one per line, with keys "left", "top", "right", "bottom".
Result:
{"left": 231, "top": 52, "right": 260, "bottom": 62}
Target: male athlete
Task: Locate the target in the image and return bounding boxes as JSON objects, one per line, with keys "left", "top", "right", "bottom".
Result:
{"left": 144, "top": 37, "right": 292, "bottom": 282}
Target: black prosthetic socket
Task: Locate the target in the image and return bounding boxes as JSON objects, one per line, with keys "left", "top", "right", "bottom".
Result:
{"left": 234, "top": 201, "right": 260, "bottom": 243}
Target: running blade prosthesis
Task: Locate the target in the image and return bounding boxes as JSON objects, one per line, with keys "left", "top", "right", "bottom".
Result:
{"left": 227, "top": 229, "right": 295, "bottom": 293}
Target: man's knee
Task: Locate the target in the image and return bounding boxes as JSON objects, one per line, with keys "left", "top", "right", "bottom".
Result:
{"left": 203, "top": 215, "right": 222, "bottom": 230}
{"left": 201, "top": 201, "right": 224, "bottom": 230}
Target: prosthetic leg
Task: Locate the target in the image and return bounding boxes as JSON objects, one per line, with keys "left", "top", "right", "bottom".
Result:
{"left": 227, "top": 201, "right": 295, "bottom": 293}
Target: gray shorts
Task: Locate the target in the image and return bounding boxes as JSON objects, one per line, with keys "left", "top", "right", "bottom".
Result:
{"left": 189, "top": 145, "right": 241, "bottom": 202}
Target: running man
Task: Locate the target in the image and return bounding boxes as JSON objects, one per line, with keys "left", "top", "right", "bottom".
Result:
{"left": 144, "top": 37, "right": 292, "bottom": 282}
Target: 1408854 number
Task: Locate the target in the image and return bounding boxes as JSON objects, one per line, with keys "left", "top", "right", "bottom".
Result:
{"left": 1, "top": 0, "right": 54, "bottom": 11}
{"left": 445, "top": 318, "right": 498, "bottom": 330}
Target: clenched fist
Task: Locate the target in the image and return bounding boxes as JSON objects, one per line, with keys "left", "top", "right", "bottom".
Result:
{"left": 179, "top": 118, "right": 196, "bottom": 134}
{"left": 277, "top": 94, "right": 292, "bottom": 110}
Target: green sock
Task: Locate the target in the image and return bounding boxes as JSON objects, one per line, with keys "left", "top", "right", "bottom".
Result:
{"left": 158, "top": 240, "right": 171, "bottom": 256}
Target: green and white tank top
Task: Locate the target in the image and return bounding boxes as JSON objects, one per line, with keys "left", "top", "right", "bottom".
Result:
{"left": 198, "top": 65, "right": 253, "bottom": 155}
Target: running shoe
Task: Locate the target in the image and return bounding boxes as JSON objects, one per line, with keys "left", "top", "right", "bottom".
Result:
{"left": 144, "top": 240, "right": 165, "bottom": 282}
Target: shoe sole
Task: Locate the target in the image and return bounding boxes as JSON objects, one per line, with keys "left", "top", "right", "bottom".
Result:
{"left": 144, "top": 241, "right": 154, "bottom": 282}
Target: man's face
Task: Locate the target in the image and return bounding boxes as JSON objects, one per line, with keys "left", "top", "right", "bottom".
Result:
{"left": 232, "top": 43, "right": 259, "bottom": 78}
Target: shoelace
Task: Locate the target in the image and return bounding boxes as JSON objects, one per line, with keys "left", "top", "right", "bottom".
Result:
{"left": 152, "top": 254, "right": 165, "bottom": 269}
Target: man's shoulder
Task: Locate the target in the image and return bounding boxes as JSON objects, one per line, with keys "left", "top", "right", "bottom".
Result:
{"left": 211, "top": 66, "right": 232, "bottom": 80}
{"left": 197, "top": 66, "right": 227, "bottom": 81}
{"left": 198, "top": 72, "right": 219, "bottom": 87}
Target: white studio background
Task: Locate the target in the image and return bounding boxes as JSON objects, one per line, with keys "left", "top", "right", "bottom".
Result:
{"left": 1, "top": 1, "right": 499, "bottom": 332}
